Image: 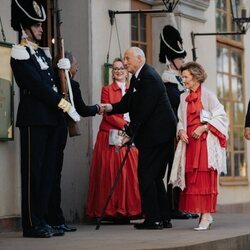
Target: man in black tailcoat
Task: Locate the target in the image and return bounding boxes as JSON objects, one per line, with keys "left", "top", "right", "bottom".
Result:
{"left": 104, "top": 47, "right": 177, "bottom": 229}
{"left": 10, "top": 0, "right": 80, "bottom": 238}
{"left": 47, "top": 51, "right": 103, "bottom": 232}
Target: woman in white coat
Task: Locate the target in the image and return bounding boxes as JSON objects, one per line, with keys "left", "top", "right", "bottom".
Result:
{"left": 170, "top": 62, "right": 228, "bottom": 231}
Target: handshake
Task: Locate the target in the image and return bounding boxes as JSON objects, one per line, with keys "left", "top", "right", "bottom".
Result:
{"left": 98, "top": 104, "right": 113, "bottom": 115}
{"left": 58, "top": 99, "right": 113, "bottom": 121}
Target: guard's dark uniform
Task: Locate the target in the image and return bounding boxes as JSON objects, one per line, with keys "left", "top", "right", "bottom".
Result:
{"left": 11, "top": 44, "right": 63, "bottom": 231}
{"left": 163, "top": 76, "right": 183, "bottom": 213}
{"left": 159, "top": 25, "right": 196, "bottom": 220}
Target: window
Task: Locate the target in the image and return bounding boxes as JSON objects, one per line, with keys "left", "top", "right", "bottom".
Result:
{"left": 216, "top": 0, "right": 247, "bottom": 185}
{"left": 131, "top": 0, "right": 152, "bottom": 63}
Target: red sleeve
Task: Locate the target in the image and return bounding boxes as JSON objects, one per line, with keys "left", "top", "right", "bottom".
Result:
{"left": 101, "top": 86, "right": 127, "bottom": 130}
{"left": 208, "top": 124, "right": 227, "bottom": 148}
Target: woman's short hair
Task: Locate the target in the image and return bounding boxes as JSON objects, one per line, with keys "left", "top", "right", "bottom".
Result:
{"left": 180, "top": 62, "right": 207, "bottom": 83}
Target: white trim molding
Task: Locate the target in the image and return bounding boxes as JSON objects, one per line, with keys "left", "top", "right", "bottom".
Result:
{"left": 176, "top": 0, "right": 210, "bottom": 23}
{"left": 148, "top": 0, "right": 210, "bottom": 22}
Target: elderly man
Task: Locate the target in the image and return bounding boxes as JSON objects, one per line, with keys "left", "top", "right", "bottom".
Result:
{"left": 104, "top": 47, "right": 177, "bottom": 229}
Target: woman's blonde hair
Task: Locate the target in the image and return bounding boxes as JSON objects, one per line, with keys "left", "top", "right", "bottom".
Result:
{"left": 180, "top": 61, "right": 207, "bottom": 83}
{"left": 112, "top": 58, "right": 124, "bottom": 68}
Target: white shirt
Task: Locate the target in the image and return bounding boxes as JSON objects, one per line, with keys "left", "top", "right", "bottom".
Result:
{"left": 116, "top": 81, "right": 130, "bottom": 122}
{"left": 134, "top": 64, "right": 144, "bottom": 79}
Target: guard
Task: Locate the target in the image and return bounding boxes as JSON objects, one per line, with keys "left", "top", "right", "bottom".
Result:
{"left": 10, "top": 0, "right": 80, "bottom": 238}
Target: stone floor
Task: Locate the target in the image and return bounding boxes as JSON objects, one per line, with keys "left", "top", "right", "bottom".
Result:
{"left": 1, "top": 212, "right": 250, "bottom": 250}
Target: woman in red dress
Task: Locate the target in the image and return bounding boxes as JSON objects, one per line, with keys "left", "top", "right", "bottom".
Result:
{"left": 86, "top": 58, "right": 141, "bottom": 222}
{"left": 172, "top": 62, "right": 228, "bottom": 230}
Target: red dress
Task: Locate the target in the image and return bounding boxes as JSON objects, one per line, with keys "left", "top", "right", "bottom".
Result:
{"left": 178, "top": 85, "right": 226, "bottom": 213}
{"left": 86, "top": 82, "right": 141, "bottom": 218}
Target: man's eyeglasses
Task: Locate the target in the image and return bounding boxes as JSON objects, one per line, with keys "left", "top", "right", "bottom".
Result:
{"left": 113, "top": 67, "right": 125, "bottom": 72}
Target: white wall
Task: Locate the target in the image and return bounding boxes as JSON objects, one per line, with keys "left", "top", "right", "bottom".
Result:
{"left": 0, "top": 0, "right": 21, "bottom": 219}
{"left": 59, "top": 0, "right": 131, "bottom": 221}
{"left": 91, "top": 0, "right": 131, "bottom": 144}
{"left": 58, "top": 0, "right": 92, "bottom": 222}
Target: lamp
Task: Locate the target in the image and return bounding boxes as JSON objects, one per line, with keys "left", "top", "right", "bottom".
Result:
{"left": 191, "top": 0, "right": 250, "bottom": 61}
{"left": 108, "top": 0, "right": 179, "bottom": 25}
{"left": 230, "top": 0, "right": 250, "bottom": 32}
{"left": 106, "top": 0, "right": 179, "bottom": 63}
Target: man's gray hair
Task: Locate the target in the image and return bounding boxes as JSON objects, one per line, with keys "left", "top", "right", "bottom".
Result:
{"left": 131, "top": 47, "right": 145, "bottom": 58}
{"left": 64, "top": 51, "right": 73, "bottom": 64}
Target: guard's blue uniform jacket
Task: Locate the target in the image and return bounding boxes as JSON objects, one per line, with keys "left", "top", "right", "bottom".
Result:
{"left": 11, "top": 45, "right": 62, "bottom": 127}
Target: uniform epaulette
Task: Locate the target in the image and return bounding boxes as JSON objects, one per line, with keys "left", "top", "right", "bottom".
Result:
{"left": 11, "top": 45, "right": 30, "bottom": 60}
{"left": 40, "top": 47, "right": 52, "bottom": 59}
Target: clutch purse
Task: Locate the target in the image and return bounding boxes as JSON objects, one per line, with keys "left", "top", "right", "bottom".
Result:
{"left": 200, "top": 109, "right": 212, "bottom": 123}
{"left": 109, "top": 129, "right": 125, "bottom": 146}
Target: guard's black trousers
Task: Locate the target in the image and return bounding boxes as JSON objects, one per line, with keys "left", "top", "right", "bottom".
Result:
{"left": 46, "top": 123, "right": 68, "bottom": 226}
{"left": 20, "top": 126, "right": 58, "bottom": 230}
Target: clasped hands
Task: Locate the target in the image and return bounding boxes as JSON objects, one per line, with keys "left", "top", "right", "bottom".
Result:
{"left": 179, "top": 125, "right": 208, "bottom": 143}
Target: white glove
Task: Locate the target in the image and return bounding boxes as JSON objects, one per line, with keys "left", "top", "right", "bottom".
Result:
{"left": 57, "top": 58, "right": 71, "bottom": 70}
{"left": 67, "top": 106, "right": 81, "bottom": 122}
{"left": 101, "top": 103, "right": 113, "bottom": 112}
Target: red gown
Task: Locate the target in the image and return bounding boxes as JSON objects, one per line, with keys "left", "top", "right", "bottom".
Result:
{"left": 86, "top": 82, "right": 141, "bottom": 218}
{"left": 178, "top": 85, "right": 226, "bottom": 213}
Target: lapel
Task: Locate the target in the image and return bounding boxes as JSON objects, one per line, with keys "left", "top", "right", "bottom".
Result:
{"left": 137, "top": 64, "right": 148, "bottom": 79}
{"left": 135, "top": 64, "right": 149, "bottom": 89}
{"left": 129, "top": 64, "right": 149, "bottom": 91}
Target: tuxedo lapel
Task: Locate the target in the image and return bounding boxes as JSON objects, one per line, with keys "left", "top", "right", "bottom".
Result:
{"left": 130, "top": 75, "right": 137, "bottom": 89}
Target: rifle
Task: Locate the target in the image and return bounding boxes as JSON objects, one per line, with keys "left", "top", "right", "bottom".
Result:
{"left": 54, "top": 0, "right": 81, "bottom": 137}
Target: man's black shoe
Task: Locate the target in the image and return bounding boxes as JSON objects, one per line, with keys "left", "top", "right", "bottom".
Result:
{"left": 171, "top": 210, "right": 191, "bottom": 219}
{"left": 45, "top": 224, "right": 65, "bottom": 236}
{"left": 23, "top": 226, "right": 53, "bottom": 238}
{"left": 53, "top": 224, "right": 77, "bottom": 232}
{"left": 163, "top": 220, "right": 172, "bottom": 228}
{"left": 134, "top": 220, "right": 163, "bottom": 230}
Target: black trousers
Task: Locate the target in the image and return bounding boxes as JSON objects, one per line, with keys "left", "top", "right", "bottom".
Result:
{"left": 137, "top": 143, "right": 171, "bottom": 222}
{"left": 166, "top": 138, "right": 180, "bottom": 211}
{"left": 20, "top": 126, "right": 58, "bottom": 230}
{"left": 46, "top": 124, "right": 68, "bottom": 226}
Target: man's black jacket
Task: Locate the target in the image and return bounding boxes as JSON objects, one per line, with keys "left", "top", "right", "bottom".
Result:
{"left": 111, "top": 64, "right": 177, "bottom": 148}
